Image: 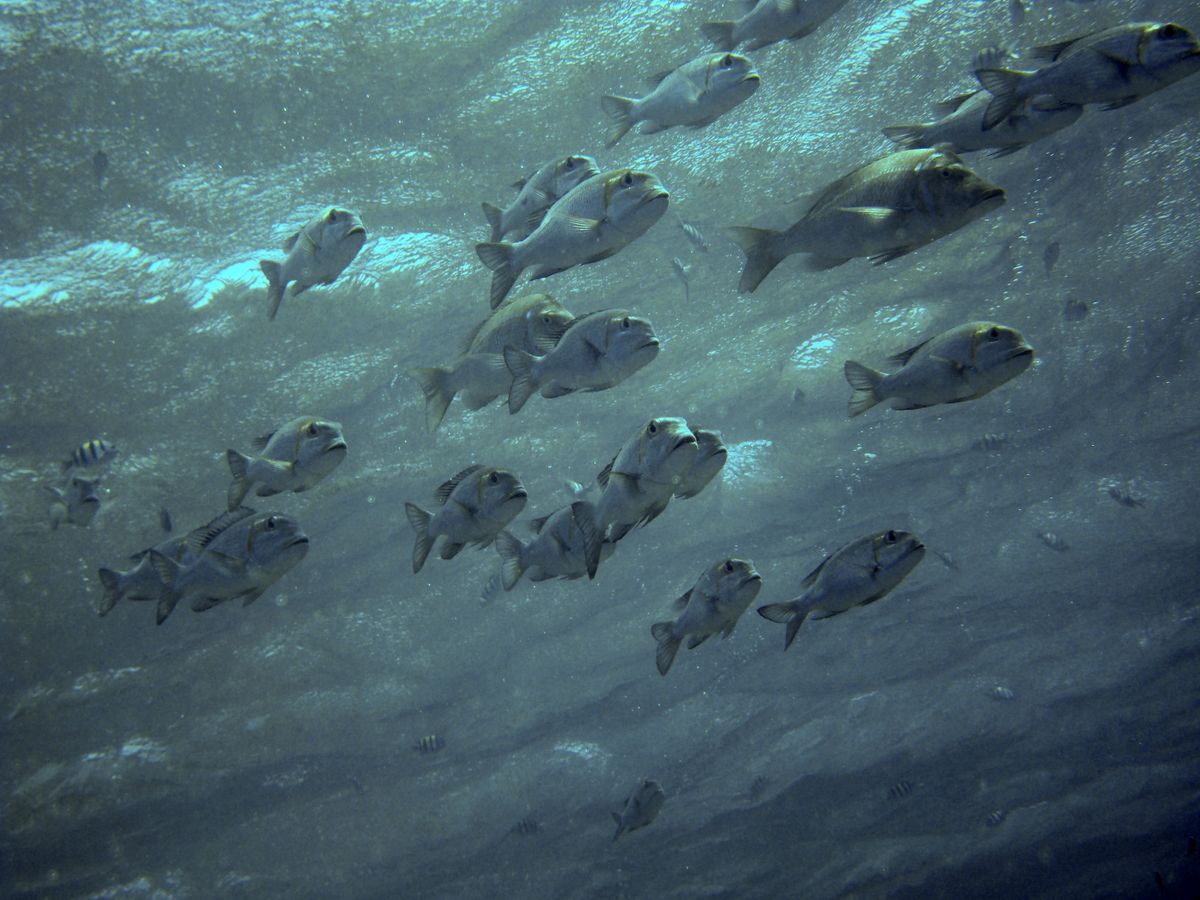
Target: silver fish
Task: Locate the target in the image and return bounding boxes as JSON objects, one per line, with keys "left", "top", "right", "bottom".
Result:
{"left": 1063, "top": 298, "right": 1089, "bottom": 321}
{"left": 702, "top": 0, "right": 850, "bottom": 51}
{"left": 671, "top": 257, "right": 691, "bottom": 302}
{"left": 227, "top": 416, "right": 347, "bottom": 510}
{"left": 651, "top": 558, "right": 762, "bottom": 675}
{"left": 61, "top": 437, "right": 118, "bottom": 474}
{"left": 1043, "top": 240, "right": 1061, "bottom": 275}
{"left": 730, "top": 148, "right": 1006, "bottom": 292}
{"left": 602, "top": 52, "right": 760, "bottom": 147}
{"left": 408, "top": 293, "right": 576, "bottom": 432}
{"left": 482, "top": 154, "right": 599, "bottom": 242}
{"left": 45, "top": 475, "right": 101, "bottom": 530}
{"left": 475, "top": 169, "right": 670, "bottom": 308}
{"left": 406, "top": 466, "right": 528, "bottom": 573}
{"left": 844, "top": 322, "right": 1034, "bottom": 417}
{"left": 757, "top": 529, "right": 926, "bottom": 650}
{"left": 92, "top": 149, "right": 109, "bottom": 189}
{"left": 495, "top": 501, "right": 615, "bottom": 590}
{"left": 259, "top": 207, "right": 366, "bottom": 320}
{"left": 503, "top": 309, "right": 660, "bottom": 414}
{"left": 612, "top": 779, "right": 665, "bottom": 841}
{"left": 679, "top": 219, "right": 711, "bottom": 252}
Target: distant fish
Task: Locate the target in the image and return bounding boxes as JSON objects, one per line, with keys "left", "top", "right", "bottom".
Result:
{"left": 406, "top": 466, "right": 528, "bottom": 573}
{"left": 496, "top": 501, "right": 614, "bottom": 590}
{"left": 1063, "top": 298, "right": 1089, "bottom": 321}
{"left": 748, "top": 775, "right": 770, "bottom": 802}
{"left": 512, "top": 817, "right": 541, "bottom": 836}
{"left": 934, "top": 549, "right": 959, "bottom": 571}
{"left": 990, "top": 685, "right": 1016, "bottom": 701}
{"left": 612, "top": 779, "right": 665, "bottom": 841}
{"left": 46, "top": 476, "right": 101, "bottom": 530}
{"left": 651, "top": 558, "right": 762, "bottom": 675}
{"left": 888, "top": 780, "right": 914, "bottom": 800}
{"left": 61, "top": 437, "right": 118, "bottom": 474}
{"left": 702, "top": 0, "right": 849, "bottom": 52}
{"left": 227, "top": 416, "right": 347, "bottom": 510}
{"left": 977, "top": 432, "right": 1010, "bottom": 451}
{"left": 92, "top": 149, "right": 109, "bottom": 189}
{"left": 678, "top": 219, "right": 711, "bottom": 252}
{"left": 414, "top": 735, "right": 445, "bottom": 755}
{"left": 1036, "top": 530, "right": 1069, "bottom": 552}
{"left": 159, "top": 507, "right": 173, "bottom": 533}
{"left": 1008, "top": 0, "right": 1025, "bottom": 27}
{"left": 986, "top": 809, "right": 1008, "bottom": 827}
{"left": 1107, "top": 484, "right": 1145, "bottom": 507}
{"left": 671, "top": 257, "right": 691, "bottom": 302}
{"left": 1043, "top": 240, "right": 1061, "bottom": 275}
{"left": 563, "top": 478, "right": 596, "bottom": 500}
{"left": 259, "top": 207, "right": 366, "bottom": 320}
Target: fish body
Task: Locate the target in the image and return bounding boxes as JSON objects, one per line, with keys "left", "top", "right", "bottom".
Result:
{"left": 92, "top": 149, "right": 109, "bottom": 189}
{"left": 149, "top": 508, "right": 309, "bottom": 625}
{"left": 61, "top": 437, "right": 118, "bottom": 474}
{"left": 406, "top": 466, "right": 528, "bottom": 573}
{"left": 504, "top": 309, "right": 660, "bottom": 414}
{"left": 651, "top": 558, "right": 762, "bottom": 675}
{"left": 97, "top": 534, "right": 195, "bottom": 616}
{"left": 757, "top": 530, "right": 925, "bottom": 650}
{"left": 671, "top": 257, "right": 691, "bottom": 302}
{"left": 495, "top": 501, "right": 616, "bottom": 590}
{"left": 843, "top": 321, "right": 1034, "bottom": 417}
{"left": 702, "top": 0, "right": 850, "bottom": 51}
{"left": 409, "top": 293, "right": 576, "bottom": 432}
{"left": 730, "top": 148, "right": 1006, "bottom": 292}
{"left": 679, "top": 219, "right": 711, "bottom": 252}
{"left": 45, "top": 476, "right": 101, "bottom": 529}
{"left": 414, "top": 735, "right": 445, "bottom": 754}
{"left": 227, "top": 416, "right": 347, "bottom": 510}
{"left": 475, "top": 169, "right": 669, "bottom": 309}
{"left": 612, "top": 779, "right": 665, "bottom": 841}
{"left": 482, "top": 155, "right": 600, "bottom": 242}
{"left": 1043, "top": 240, "right": 1061, "bottom": 274}
{"left": 976, "top": 22, "right": 1200, "bottom": 130}
{"left": 602, "top": 52, "right": 760, "bottom": 147}
{"left": 259, "top": 207, "right": 367, "bottom": 320}
{"left": 674, "top": 427, "right": 727, "bottom": 499}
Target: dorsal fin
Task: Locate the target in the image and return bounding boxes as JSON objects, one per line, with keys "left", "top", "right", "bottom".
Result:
{"left": 646, "top": 69, "right": 674, "bottom": 88}
{"left": 528, "top": 513, "right": 551, "bottom": 533}
{"left": 1026, "top": 35, "right": 1088, "bottom": 63}
{"left": 186, "top": 507, "right": 256, "bottom": 555}
{"left": 671, "top": 590, "right": 691, "bottom": 612}
{"left": 251, "top": 430, "right": 276, "bottom": 452}
{"left": 459, "top": 308, "right": 497, "bottom": 355}
{"left": 931, "top": 91, "right": 978, "bottom": 117}
{"left": 596, "top": 453, "right": 618, "bottom": 488}
{"left": 887, "top": 337, "right": 935, "bottom": 368}
{"left": 434, "top": 465, "right": 483, "bottom": 504}
{"left": 511, "top": 177, "right": 528, "bottom": 191}
{"left": 800, "top": 553, "right": 833, "bottom": 589}
{"left": 281, "top": 230, "right": 302, "bottom": 254}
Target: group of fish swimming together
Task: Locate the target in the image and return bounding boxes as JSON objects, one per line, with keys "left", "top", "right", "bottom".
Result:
{"left": 68, "top": 6, "right": 1197, "bottom": 839}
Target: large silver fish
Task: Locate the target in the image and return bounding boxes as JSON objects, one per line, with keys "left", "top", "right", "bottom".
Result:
{"left": 612, "top": 779, "right": 666, "bottom": 841}
{"left": 757, "top": 530, "right": 925, "bottom": 650}
{"left": 259, "top": 207, "right": 366, "bottom": 320}
{"left": 503, "top": 309, "right": 660, "bottom": 414}
{"left": 602, "top": 52, "right": 760, "bottom": 147}
{"left": 844, "top": 321, "right": 1034, "bottom": 417}
{"left": 482, "top": 155, "right": 599, "bottom": 242}
{"left": 406, "top": 466, "right": 528, "bottom": 574}
{"left": 976, "top": 22, "right": 1200, "bottom": 130}
{"left": 409, "top": 293, "right": 576, "bottom": 432}
{"left": 702, "top": 0, "right": 850, "bottom": 51}
{"left": 494, "top": 501, "right": 615, "bottom": 590}
{"left": 475, "top": 169, "right": 669, "bottom": 309}
{"left": 651, "top": 558, "right": 762, "bottom": 675}
{"left": 729, "top": 148, "right": 1006, "bottom": 292}
{"left": 227, "top": 416, "right": 347, "bottom": 510}
{"left": 45, "top": 475, "right": 100, "bottom": 530}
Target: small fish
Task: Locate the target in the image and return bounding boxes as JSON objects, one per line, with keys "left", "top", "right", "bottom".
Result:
{"left": 602, "top": 52, "right": 760, "bottom": 147}
{"left": 46, "top": 476, "right": 101, "bottom": 530}
{"left": 349, "top": 776, "right": 366, "bottom": 795}
{"left": 1008, "top": 0, "right": 1025, "bottom": 27}
{"left": 1037, "top": 531, "right": 1069, "bottom": 552}
{"left": 758, "top": 530, "right": 926, "bottom": 650}
{"left": 934, "top": 549, "right": 958, "bottom": 571}
{"left": 674, "top": 427, "right": 727, "bottom": 499}
{"left": 888, "top": 780, "right": 914, "bottom": 800}
{"left": 512, "top": 817, "right": 541, "bottom": 836}
{"left": 612, "top": 779, "right": 665, "bottom": 841}
{"left": 845, "top": 322, "right": 1034, "bottom": 417}
{"left": 990, "top": 685, "right": 1016, "bottom": 701}
{"left": 414, "top": 735, "right": 445, "bottom": 755}
{"left": 1107, "top": 484, "right": 1145, "bottom": 507}
{"left": 97, "top": 532, "right": 195, "bottom": 616}
{"left": 1063, "top": 298, "right": 1089, "bottom": 321}
{"left": 702, "top": 0, "right": 850, "bottom": 51}
{"left": 651, "top": 558, "right": 762, "bottom": 675}
{"left": 748, "top": 775, "right": 770, "bottom": 802}
{"left": 986, "top": 809, "right": 1008, "bottom": 827}
{"left": 159, "top": 508, "right": 173, "bottom": 533}
{"left": 227, "top": 417, "right": 347, "bottom": 511}
{"left": 496, "top": 501, "right": 614, "bottom": 590}
{"left": 92, "top": 149, "right": 109, "bottom": 189}
{"left": 1043, "top": 240, "right": 1061, "bottom": 275}
{"left": 563, "top": 478, "right": 596, "bottom": 499}
{"left": 482, "top": 155, "right": 600, "bottom": 242}
{"left": 679, "top": 219, "right": 711, "bottom": 252}
{"left": 406, "top": 466, "right": 528, "bottom": 573}
{"left": 61, "top": 438, "right": 118, "bottom": 474}
{"left": 977, "top": 432, "right": 1010, "bottom": 451}
{"left": 671, "top": 257, "right": 691, "bottom": 302}
{"left": 259, "top": 207, "right": 366, "bottom": 320}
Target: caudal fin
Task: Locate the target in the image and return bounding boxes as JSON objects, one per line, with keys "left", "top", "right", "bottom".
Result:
{"left": 97, "top": 568, "right": 122, "bottom": 616}
{"left": 975, "top": 68, "right": 1026, "bottom": 131}
{"left": 650, "top": 621, "right": 682, "bottom": 676}
{"left": 482, "top": 202, "right": 504, "bottom": 242}
{"left": 504, "top": 346, "right": 539, "bottom": 414}
{"left": 700, "top": 21, "right": 736, "bottom": 51}
{"left": 226, "top": 449, "right": 254, "bottom": 510}
{"left": 728, "top": 226, "right": 784, "bottom": 293}
{"left": 757, "top": 602, "right": 809, "bottom": 651}
{"left": 600, "top": 95, "right": 636, "bottom": 148}
{"left": 408, "top": 366, "right": 457, "bottom": 433}
{"left": 260, "top": 260, "right": 285, "bottom": 321}
{"left": 495, "top": 530, "right": 526, "bottom": 591}
{"left": 148, "top": 551, "right": 181, "bottom": 626}
{"left": 881, "top": 125, "right": 928, "bottom": 149}
{"left": 475, "top": 242, "right": 519, "bottom": 309}
{"left": 843, "top": 360, "right": 885, "bottom": 418}
{"left": 405, "top": 502, "right": 434, "bottom": 573}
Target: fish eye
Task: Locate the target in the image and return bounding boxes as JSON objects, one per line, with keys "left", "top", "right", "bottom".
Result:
{"left": 266, "top": 516, "right": 277, "bottom": 529}
{"left": 724, "top": 560, "right": 734, "bottom": 573}
{"left": 1158, "top": 24, "right": 1182, "bottom": 39}
{"left": 489, "top": 472, "right": 499, "bottom": 484}
{"left": 307, "top": 423, "right": 318, "bottom": 436}
{"left": 621, "top": 317, "right": 630, "bottom": 329}
{"left": 721, "top": 54, "right": 733, "bottom": 67}
{"left": 326, "top": 210, "right": 338, "bottom": 222}
{"left": 987, "top": 326, "right": 1001, "bottom": 341}
{"left": 885, "top": 530, "right": 897, "bottom": 543}
{"left": 621, "top": 172, "right": 633, "bottom": 187}
{"left": 565, "top": 158, "right": 575, "bottom": 169}
{"left": 648, "top": 421, "right": 658, "bottom": 435}
{"left": 542, "top": 314, "right": 552, "bottom": 324}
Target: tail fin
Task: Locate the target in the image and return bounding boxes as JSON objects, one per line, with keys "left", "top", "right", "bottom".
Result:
{"left": 148, "top": 551, "right": 182, "bottom": 626}
{"left": 475, "top": 242, "right": 519, "bottom": 309}
{"left": 495, "top": 530, "right": 526, "bottom": 591}
{"left": 881, "top": 125, "right": 928, "bottom": 149}
{"left": 975, "top": 68, "right": 1026, "bottom": 131}
{"left": 482, "top": 202, "right": 504, "bottom": 242}
{"left": 226, "top": 450, "right": 253, "bottom": 510}
{"left": 757, "top": 602, "right": 809, "bottom": 650}
{"left": 260, "top": 260, "right": 285, "bottom": 321}
{"left": 728, "top": 226, "right": 784, "bottom": 293}
{"left": 700, "top": 21, "right": 736, "bottom": 51}
{"left": 612, "top": 812, "right": 624, "bottom": 842}
{"left": 580, "top": 501, "right": 605, "bottom": 580}
{"left": 408, "top": 366, "right": 457, "bottom": 433}
{"left": 97, "top": 568, "right": 122, "bottom": 616}
{"left": 600, "top": 95, "right": 637, "bottom": 148}
{"left": 843, "top": 360, "right": 885, "bottom": 418}
{"left": 651, "top": 621, "right": 682, "bottom": 676}
{"left": 503, "top": 347, "right": 539, "bottom": 414}
{"left": 405, "top": 503, "right": 434, "bottom": 574}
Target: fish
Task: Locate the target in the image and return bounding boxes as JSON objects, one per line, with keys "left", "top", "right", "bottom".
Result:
{"left": 482, "top": 154, "right": 600, "bottom": 242}
{"left": 679, "top": 218, "right": 711, "bottom": 252}
{"left": 977, "top": 432, "right": 1010, "bottom": 451}
{"left": 651, "top": 558, "right": 763, "bottom": 675}
{"left": 45, "top": 476, "right": 101, "bottom": 530}
{"left": 888, "top": 780, "right": 914, "bottom": 800}
{"left": 61, "top": 437, "right": 118, "bottom": 474}
{"left": 976, "top": 22, "right": 1200, "bottom": 131}
{"left": 227, "top": 416, "right": 347, "bottom": 511}
{"left": 702, "top": 0, "right": 850, "bottom": 52}
{"left": 757, "top": 529, "right": 926, "bottom": 650}
{"left": 512, "top": 817, "right": 541, "bottom": 836}
{"left": 748, "top": 776, "right": 770, "bottom": 802}
{"left": 414, "top": 735, "right": 445, "bottom": 755}
{"left": 843, "top": 322, "right": 1035, "bottom": 417}
{"left": 158, "top": 508, "right": 173, "bottom": 533}
{"left": 990, "top": 685, "right": 1016, "bottom": 701}
{"left": 1107, "top": 484, "right": 1145, "bottom": 507}
{"left": 92, "top": 149, "right": 109, "bottom": 189}
{"left": 149, "top": 508, "right": 309, "bottom": 625}
{"left": 729, "top": 148, "right": 1006, "bottom": 292}
{"left": 494, "top": 501, "right": 615, "bottom": 591}
{"left": 1063, "top": 298, "right": 1089, "bottom": 321}
{"left": 408, "top": 293, "right": 576, "bottom": 432}
{"left": 563, "top": 478, "right": 596, "bottom": 499}
{"left": 584, "top": 418, "right": 699, "bottom": 577}
{"left": 612, "top": 779, "right": 665, "bottom": 841}
{"left": 503, "top": 309, "right": 660, "bottom": 414}
{"left": 1037, "top": 530, "right": 1068, "bottom": 552}
{"left": 986, "top": 809, "right": 1008, "bottom": 827}
{"left": 1043, "top": 240, "right": 1061, "bottom": 274}
{"left": 674, "top": 427, "right": 727, "bottom": 499}
{"left": 671, "top": 257, "right": 691, "bottom": 302}
{"left": 97, "top": 534, "right": 195, "bottom": 616}
{"left": 475, "top": 169, "right": 670, "bottom": 309}
{"left": 406, "top": 466, "right": 528, "bottom": 574}
{"left": 259, "top": 207, "right": 367, "bottom": 320}
{"left": 602, "top": 52, "right": 760, "bottom": 147}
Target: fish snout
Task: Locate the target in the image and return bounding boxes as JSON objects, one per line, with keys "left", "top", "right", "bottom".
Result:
{"left": 674, "top": 434, "right": 697, "bottom": 451}
{"left": 976, "top": 187, "right": 1007, "bottom": 207}
{"left": 325, "top": 439, "right": 349, "bottom": 453}
{"left": 509, "top": 487, "right": 529, "bottom": 501}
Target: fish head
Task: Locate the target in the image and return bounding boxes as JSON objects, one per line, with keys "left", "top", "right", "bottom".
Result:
{"left": 314, "top": 207, "right": 368, "bottom": 258}
{"left": 554, "top": 154, "right": 601, "bottom": 195}
{"left": 635, "top": 417, "right": 697, "bottom": 483}
{"left": 871, "top": 530, "right": 926, "bottom": 582}
{"left": 712, "top": 557, "right": 763, "bottom": 607}
{"left": 294, "top": 417, "right": 348, "bottom": 470}
{"left": 679, "top": 428, "right": 727, "bottom": 495}
{"left": 919, "top": 159, "right": 1006, "bottom": 223}
{"left": 635, "top": 780, "right": 666, "bottom": 818}
{"left": 476, "top": 467, "right": 529, "bottom": 525}
{"left": 705, "top": 52, "right": 761, "bottom": 98}
{"left": 968, "top": 322, "right": 1035, "bottom": 388}
{"left": 603, "top": 311, "right": 660, "bottom": 371}
{"left": 1138, "top": 22, "right": 1200, "bottom": 76}
{"left": 604, "top": 170, "right": 670, "bottom": 235}
{"left": 245, "top": 513, "right": 310, "bottom": 575}
{"left": 523, "top": 297, "right": 576, "bottom": 350}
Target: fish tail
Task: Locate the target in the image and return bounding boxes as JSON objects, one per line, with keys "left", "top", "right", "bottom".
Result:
{"left": 756, "top": 602, "right": 810, "bottom": 651}
{"left": 843, "top": 360, "right": 885, "bottom": 418}
{"left": 881, "top": 125, "right": 928, "bottom": 149}
{"left": 600, "top": 95, "right": 636, "bottom": 148}
{"left": 577, "top": 500, "right": 605, "bottom": 580}
{"left": 495, "top": 530, "right": 526, "bottom": 591}
{"left": 475, "top": 242, "right": 519, "bottom": 309}
{"left": 408, "top": 366, "right": 457, "bottom": 433}
{"left": 226, "top": 450, "right": 253, "bottom": 511}
{"left": 405, "top": 502, "right": 434, "bottom": 574}
{"left": 97, "top": 567, "right": 122, "bottom": 616}
{"left": 728, "top": 226, "right": 784, "bottom": 293}
{"left": 650, "top": 621, "right": 682, "bottom": 676}
{"left": 148, "top": 551, "right": 181, "bottom": 626}
{"left": 481, "top": 202, "right": 504, "bottom": 242}
{"left": 611, "top": 813, "right": 624, "bottom": 842}
{"left": 260, "top": 260, "right": 285, "bottom": 320}
{"left": 975, "top": 68, "right": 1026, "bottom": 131}
{"left": 503, "top": 346, "right": 539, "bottom": 414}
{"left": 700, "top": 21, "right": 736, "bottom": 51}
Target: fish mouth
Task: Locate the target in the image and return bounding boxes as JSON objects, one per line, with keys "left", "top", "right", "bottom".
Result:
{"left": 741, "top": 572, "right": 762, "bottom": 587}
{"left": 640, "top": 339, "right": 661, "bottom": 351}
{"left": 674, "top": 435, "right": 697, "bottom": 451}
{"left": 347, "top": 226, "right": 367, "bottom": 236}
{"left": 742, "top": 74, "right": 761, "bottom": 83}
{"left": 508, "top": 488, "right": 529, "bottom": 501}
{"left": 975, "top": 188, "right": 1006, "bottom": 207}
{"left": 324, "top": 440, "right": 348, "bottom": 453}
{"left": 642, "top": 189, "right": 670, "bottom": 204}
{"left": 1008, "top": 346, "right": 1034, "bottom": 361}
{"left": 287, "top": 536, "right": 310, "bottom": 548}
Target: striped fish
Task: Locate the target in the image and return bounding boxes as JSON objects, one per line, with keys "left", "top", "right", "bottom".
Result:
{"left": 62, "top": 438, "right": 118, "bottom": 473}
{"left": 414, "top": 735, "right": 445, "bottom": 755}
